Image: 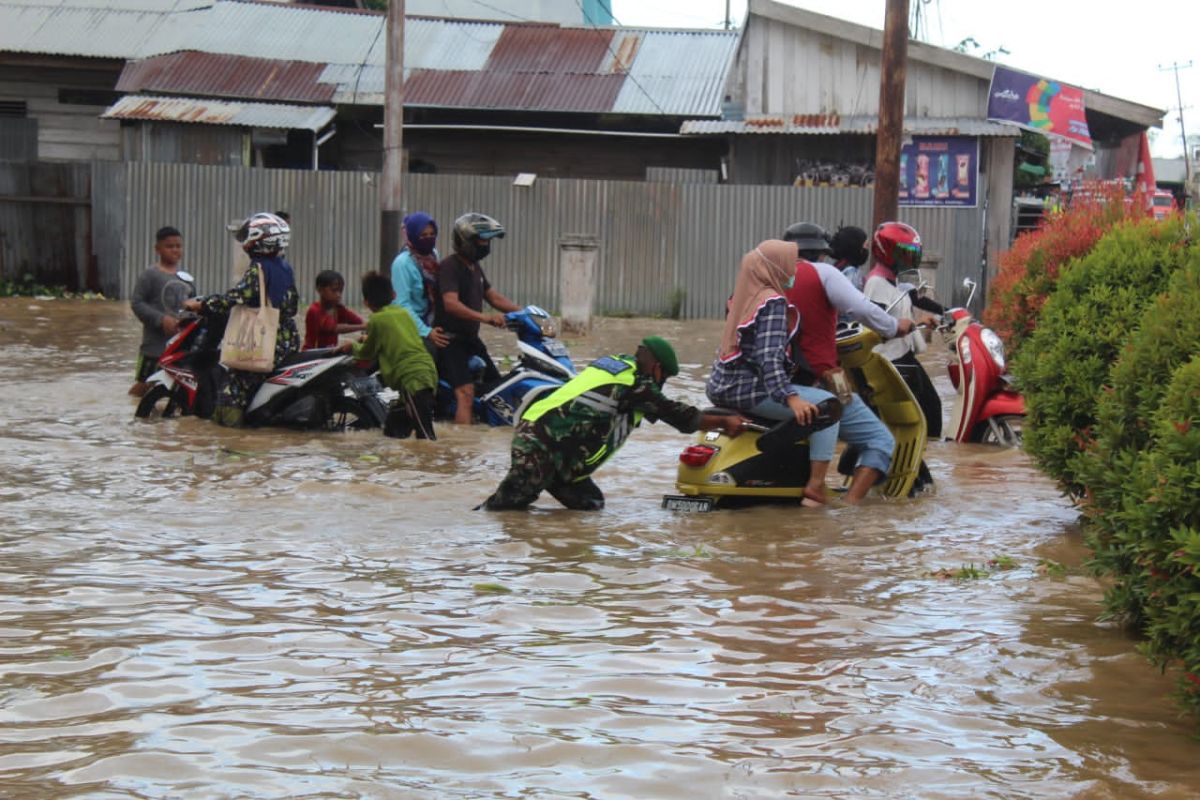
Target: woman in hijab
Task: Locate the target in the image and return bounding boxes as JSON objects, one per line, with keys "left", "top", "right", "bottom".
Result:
{"left": 391, "top": 212, "right": 449, "bottom": 353}
{"left": 706, "top": 240, "right": 841, "bottom": 506}
{"left": 183, "top": 211, "right": 299, "bottom": 428}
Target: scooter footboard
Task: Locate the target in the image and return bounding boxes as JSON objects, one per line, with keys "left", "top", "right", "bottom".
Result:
{"left": 854, "top": 354, "right": 927, "bottom": 498}
{"left": 879, "top": 429, "right": 925, "bottom": 498}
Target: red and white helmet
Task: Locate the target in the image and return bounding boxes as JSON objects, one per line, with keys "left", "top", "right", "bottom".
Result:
{"left": 871, "top": 221, "right": 922, "bottom": 271}
{"left": 233, "top": 211, "right": 290, "bottom": 256}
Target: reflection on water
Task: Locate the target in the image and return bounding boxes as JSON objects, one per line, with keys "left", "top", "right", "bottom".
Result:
{"left": 1, "top": 298, "right": 1197, "bottom": 799}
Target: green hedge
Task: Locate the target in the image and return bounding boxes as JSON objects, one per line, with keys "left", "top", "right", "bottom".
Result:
{"left": 1110, "top": 356, "right": 1200, "bottom": 716}
{"left": 1013, "top": 216, "right": 1192, "bottom": 495}
{"left": 1078, "top": 257, "right": 1200, "bottom": 625}
{"left": 1015, "top": 214, "right": 1200, "bottom": 724}
{"left": 1080, "top": 255, "right": 1200, "bottom": 508}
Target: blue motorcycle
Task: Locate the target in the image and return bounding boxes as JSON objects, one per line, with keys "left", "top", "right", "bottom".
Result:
{"left": 436, "top": 305, "right": 576, "bottom": 426}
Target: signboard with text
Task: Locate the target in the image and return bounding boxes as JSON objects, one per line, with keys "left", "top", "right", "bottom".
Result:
{"left": 986, "top": 65, "right": 1093, "bottom": 148}
{"left": 898, "top": 136, "right": 979, "bottom": 207}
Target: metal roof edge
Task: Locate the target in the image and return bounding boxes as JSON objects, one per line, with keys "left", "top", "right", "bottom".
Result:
{"left": 102, "top": 93, "right": 335, "bottom": 130}
{"left": 679, "top": 115, "right": 1021, "bottom": 136}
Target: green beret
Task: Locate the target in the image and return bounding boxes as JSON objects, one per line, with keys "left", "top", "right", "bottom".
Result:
{"left": 641, "top": 335, "right": 679, "bottom": 378}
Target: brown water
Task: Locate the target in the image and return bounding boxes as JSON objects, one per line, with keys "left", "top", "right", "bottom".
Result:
{"left": 1, "top": 298, "right": 1197, "bottom": 799}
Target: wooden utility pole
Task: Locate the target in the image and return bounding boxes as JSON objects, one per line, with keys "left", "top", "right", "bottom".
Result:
{"left": 1158, "top": 61, "right": 1193, "bottom": 194}
{"left": 380, "top": 0, "right": 405, "bottom": 269}
{"left": 872, "top": 0, "right": 910, "bottom": 231}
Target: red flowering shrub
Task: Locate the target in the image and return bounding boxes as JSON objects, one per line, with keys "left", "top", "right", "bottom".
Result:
{"left": 985, "top": 183, "right": 1148, "bottom": 356}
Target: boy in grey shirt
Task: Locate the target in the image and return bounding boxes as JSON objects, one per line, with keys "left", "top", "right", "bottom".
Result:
{"left": 129, "top": 226, "right": 195, "bottom": 396}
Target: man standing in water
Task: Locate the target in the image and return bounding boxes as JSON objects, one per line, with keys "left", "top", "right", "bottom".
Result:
{"left": 434, "top": 212, "right": 522, "bottom": 425}
{"left": 480, "top": 337, "right": 747, "bottom": 511}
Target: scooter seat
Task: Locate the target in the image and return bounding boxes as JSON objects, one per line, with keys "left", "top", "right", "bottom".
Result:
{"left": 279, "top": 347, "right": 338, "bottom": 366}
{"left": 702, "top": 406, "right": 780, "bottom": 428}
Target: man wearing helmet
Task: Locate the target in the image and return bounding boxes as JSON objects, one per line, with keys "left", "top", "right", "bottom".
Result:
{"left": 862, "top": 221, "right": 943, "bottom": 437}
{"left": 433, "top": 212, "right": 523, "bottom": 425}
{"left": 781, "top": 221, "right": 916, "bottom": 504}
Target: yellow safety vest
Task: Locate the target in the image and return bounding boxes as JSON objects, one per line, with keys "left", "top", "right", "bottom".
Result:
{"left": 521, "top": 355, "right": 645, "bottom": 475}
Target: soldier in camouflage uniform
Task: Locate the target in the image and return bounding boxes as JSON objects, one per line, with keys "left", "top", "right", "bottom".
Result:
{"left": 481, "top": 336, "right": 748, "bottom": 511}
{"left": 184, "top": 212, "right": 300, "bottom": 427}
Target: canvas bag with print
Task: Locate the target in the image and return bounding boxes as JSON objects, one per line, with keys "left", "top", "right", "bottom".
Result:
{"left": 219, "top": 266, "right": 279, "bottom": 373}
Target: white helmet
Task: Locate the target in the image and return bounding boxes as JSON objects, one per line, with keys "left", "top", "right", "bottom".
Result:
{"left": 233, "top": 212, "right": 290, "bottom": 256}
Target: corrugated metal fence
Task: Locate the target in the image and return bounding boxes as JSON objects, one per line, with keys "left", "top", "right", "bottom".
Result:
{"left": 93, "top": 161, "right": 987, "bottom": 316}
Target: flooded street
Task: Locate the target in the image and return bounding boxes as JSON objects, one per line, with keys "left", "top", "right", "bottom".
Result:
{"left": 1, "top": 297, "right": 1197, "bottom": 799}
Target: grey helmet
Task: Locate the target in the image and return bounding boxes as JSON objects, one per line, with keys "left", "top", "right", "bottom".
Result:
{"left": 452, "top": 212, "right": 505, "bottom": 262}
{"left": 782, "top": 221, "right": 832, "bottom": 255}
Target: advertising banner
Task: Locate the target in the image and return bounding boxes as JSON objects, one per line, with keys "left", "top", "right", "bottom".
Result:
{"left": 986, "top": 65, "right": 1092, "bottom": 148}
{"left": 898, "top": 136, "right": 978, "bottom": 207}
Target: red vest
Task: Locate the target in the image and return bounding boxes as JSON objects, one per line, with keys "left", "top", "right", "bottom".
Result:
{"left": 784, "top": 260, "right": 838, "bottom": 378}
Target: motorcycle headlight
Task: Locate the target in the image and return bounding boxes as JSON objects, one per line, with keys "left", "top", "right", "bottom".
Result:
{"left": 980, "top": 328, "right": 1006, "bottom": 371}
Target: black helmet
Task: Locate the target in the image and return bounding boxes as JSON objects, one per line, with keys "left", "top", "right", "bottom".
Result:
{"left": 452, "top": 212, "right": 505, "bottom": 262}
{"left": 830, "top": 225, "right": 869, "bottom": 266}
{"left": 783, "top": 222, "right": 832, "bottom": 254}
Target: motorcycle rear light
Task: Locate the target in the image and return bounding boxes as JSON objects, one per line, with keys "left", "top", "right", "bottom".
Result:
{"left": 680, "top": 445, "right": 717, "bottom": 467}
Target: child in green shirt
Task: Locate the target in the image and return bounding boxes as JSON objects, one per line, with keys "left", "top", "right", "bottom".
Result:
{"left": 338, "top": 272, "right": 438, "bottom": 439}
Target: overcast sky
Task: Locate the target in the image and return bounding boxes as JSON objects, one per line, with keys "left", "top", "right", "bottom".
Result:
{"left": 611, "top": 0, "right": 1200, "bottom": 159}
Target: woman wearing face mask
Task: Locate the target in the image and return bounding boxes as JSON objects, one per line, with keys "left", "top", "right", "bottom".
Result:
{"left": 706, "top": 240, "right": 841, "bottom": 507}
{"left": 391, "top": 212, "right": 450, "bottom": 354}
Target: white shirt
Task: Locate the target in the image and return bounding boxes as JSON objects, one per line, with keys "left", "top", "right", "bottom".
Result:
{"left": 863, "top": 275, "right": 925, "bottom": 361}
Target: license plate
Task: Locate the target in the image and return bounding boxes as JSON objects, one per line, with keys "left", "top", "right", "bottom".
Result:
{"left": 661, "top": 494, "right": 714, "bottom": 512}
{"left": 544, "top": 340, "right": 569, "bottom": 357}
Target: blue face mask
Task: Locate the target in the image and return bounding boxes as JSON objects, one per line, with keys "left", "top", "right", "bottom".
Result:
{"left": 784, "top": 275, "right": 796, "bottom": 290}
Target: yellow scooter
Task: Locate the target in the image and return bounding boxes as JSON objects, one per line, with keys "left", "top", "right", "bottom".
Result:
{"left": 663, "top": 323, "right": 928, "bottom": 511}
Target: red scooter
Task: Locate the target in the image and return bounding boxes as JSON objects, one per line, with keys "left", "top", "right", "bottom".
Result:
{"left": 941, "top": 277, "right": 1025, "bottom": 445}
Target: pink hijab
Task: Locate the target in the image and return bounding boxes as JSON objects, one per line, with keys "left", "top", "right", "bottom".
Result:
{"left": 719, "top": 240, "right": 798, "bottom": 360}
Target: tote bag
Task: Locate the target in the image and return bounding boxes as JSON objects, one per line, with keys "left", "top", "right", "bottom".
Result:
{"left": 219, "top": 266, "right": 279, "bottom": 373}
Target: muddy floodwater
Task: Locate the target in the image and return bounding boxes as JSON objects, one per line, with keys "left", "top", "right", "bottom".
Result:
{"left": 1, "top": 297, "right": 1198, "bottom": 799}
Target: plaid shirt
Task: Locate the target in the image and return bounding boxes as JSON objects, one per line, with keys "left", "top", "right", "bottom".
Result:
{"left": 706, "top": 296, "right": 797, "bottom": 410}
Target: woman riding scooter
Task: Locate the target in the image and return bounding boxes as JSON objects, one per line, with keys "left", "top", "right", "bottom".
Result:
{"left": 183, "top": 212, "right": 299, "bottom": 428}
{"left": 861, "top": 222, "right": 944, "bottom": 438}
{"left": 706, "top": 240, "right": 839, "bottom": 508}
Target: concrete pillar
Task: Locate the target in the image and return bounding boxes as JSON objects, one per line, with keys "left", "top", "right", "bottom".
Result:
{"left": 559, "top": 234, "right": 599, "bottom": 335}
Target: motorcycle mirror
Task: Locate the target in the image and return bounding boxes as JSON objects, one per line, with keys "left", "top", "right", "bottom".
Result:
{"left": 962, "top": 277, "right": 978, "bottom": 309}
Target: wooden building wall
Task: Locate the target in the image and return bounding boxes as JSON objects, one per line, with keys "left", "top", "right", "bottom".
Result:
{"left": 733, "top": 14, "right": 988, "bottom": 118}
{"left": 118, "top": 122, "right": 246, "bottom": 167}
{"left": 0, "top": 62, "right": 122, "bottom": 162}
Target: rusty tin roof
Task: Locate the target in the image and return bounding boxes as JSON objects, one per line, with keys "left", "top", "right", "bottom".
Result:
{"left": 117, "top": 52, "right": 335, "bottom": 103}
{"left": 102, "top": 94, "right": 335, "bottom": 130}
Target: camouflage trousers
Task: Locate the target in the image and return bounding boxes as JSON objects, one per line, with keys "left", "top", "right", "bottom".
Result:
{"left": 481, "top": 430, "right": 605, "bottom": 511}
